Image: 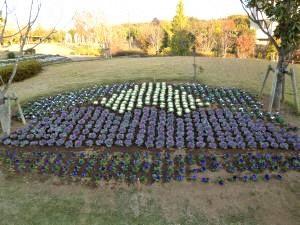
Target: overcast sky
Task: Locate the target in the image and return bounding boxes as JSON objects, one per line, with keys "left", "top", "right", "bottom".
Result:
{"left": 5, "top": 0, "right": 246, "bottom": 29}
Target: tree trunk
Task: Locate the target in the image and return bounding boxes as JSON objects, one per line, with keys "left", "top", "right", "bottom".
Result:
{"left": 223, "top": 46, "right": 227, "bottom": 58}
{"left": 273, "top": 53, "right": 288, "bottom": 110}
{"left": 20, "top": 36, "right": 26, "bottom": 55}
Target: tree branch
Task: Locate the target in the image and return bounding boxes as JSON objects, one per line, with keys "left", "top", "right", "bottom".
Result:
{"left": 0, "top": 0, "right": 8, "bottom": 43}
{"left": 19, "top": 0, "right": 42, "bottom": 53}
{"left": 28, "top": 0, "right": 41, "bottom": 28}
{"left": 3, "top": 61, "right": 18, "bottom": 94}
{"left": 240, "top": 0, "right": 280, "bottom": 52}
{"left": 24, "top": 27, "right": 56, "bottom": 51}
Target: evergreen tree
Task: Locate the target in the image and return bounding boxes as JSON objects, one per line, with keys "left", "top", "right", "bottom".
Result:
{"left": 170, "top": 0, "right": 193, "bottom": 55}
{"left": 172, "top": 0, "right": 187, "bottom": 32}
{"left": 171, "top": 30, "right": 195, "bottom": 55}
{"left": 160, "top": 30, "right": 170, "bottom": 51}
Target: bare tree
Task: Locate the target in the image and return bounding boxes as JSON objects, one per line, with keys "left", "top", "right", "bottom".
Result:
{"left": 149, "top": 19, "right": 163, "bottom": 55}
{"left": 0, "top": 0, "right": 8, "bottom": 45}
{"left": 0, "top": 0, "right": 26, "bottom": 45}
{"left": 72, "top": 11, "right": 108, "bottom": 44}
{"left": 0, "top": 0, "right": 58, "bottom": 134}
{"left": 12, "top": 0, "right": 57, "bottom": 54}
{"left": 220, "top": 19, "right": 235, "bottom": 58}
{"left": 72, "top": 11, "right": 90, "bottom": 43}
{"left": 17, "top": 0, "right": 41, "bottom": 54}
{"left": 26, "top": 27, "right": 56, "bottom": 51}
{"left": 72, "top": 10, "right": 112, "bottom": 57}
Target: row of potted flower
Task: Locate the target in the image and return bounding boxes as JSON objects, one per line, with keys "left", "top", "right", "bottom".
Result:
{"left": 99, "top": 82, "right": 206, "bottom": 116}
{"left": 4, "top": 106, "right": 300, "bottom": 150}
{"left": 0, "top": 149, "right": 298, "bottom": 184}
{"left": 21, "top": 82, "right": 283, "bottom": 123}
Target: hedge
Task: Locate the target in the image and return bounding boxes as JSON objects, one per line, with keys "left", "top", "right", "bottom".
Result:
{"left": 0, "top": 60, "right": 42, "bottom": 83}
{"left": 71, "top": 46, "right": 101, "bottom": 56}
{"left": 112, "top": 50, "right": 147, "bottom": 57}
{"left": 7, "top": 52, "right": 16, "bottom": 59}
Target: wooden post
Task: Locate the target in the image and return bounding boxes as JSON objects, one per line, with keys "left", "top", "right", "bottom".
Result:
{"left": 0, "top": 99, "right": 11, "bottom": 135}
{"left": 268, "top": 69, "right": 278, "bottom": 112}
{"left": 0, "top": 76, "right": 5, "bottom": 86}
{"left": 281, "top": 74, "right": 285, "bottom": 103}
{"left": 259, "top": 65, "right": 274, "bottom": 99}
{"left": 290, "top": 68, "right": 299, "bottom": 113}
{"left": 192, "top": 46, "right": 196, "bottom": 82}
{"left": 16, "top": 99, "right": 26, "bottom": 125}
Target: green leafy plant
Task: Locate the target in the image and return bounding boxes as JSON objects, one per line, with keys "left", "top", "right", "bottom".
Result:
{"left": 7, "top": 52, "right": 16, "bottom": 59}
{"left": 0, "top": 60, "right": 42, "bottom": 83}
{"left": 171, "top": 30, "right": 195, "bottom": 56}
{"left": 112, "top": 49, "right": 146, "bottom": 57}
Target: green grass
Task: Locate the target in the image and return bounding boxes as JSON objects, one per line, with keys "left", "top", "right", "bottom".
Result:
{"left": 3, "top": 56, "right": 300, "bottom": 224}
{"left": 0, "top": 172, "right": 299, "bottom": 225}
{"left": 10, "top": 56, "right": 300, "bottom": 126}
{"left": 11, "top": 56, "right": 300, "bottom": 106}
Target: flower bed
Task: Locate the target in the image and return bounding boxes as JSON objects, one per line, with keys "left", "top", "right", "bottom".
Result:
{"left": 0, "top": 149, "right": 298, "bottom": 184}
{"left": 5, "top": 82, "right": 299, "bottom": 150}
{"left": 4, "top": 105, "right": 300, "bottom": 150}
{"left": 0, "top": 54, "right": 71, "bottom": 67}
{"left": 22, "top": 83, "right": 133, "bottom": 119}
{"left": 23, "top": 82, "right": 269, "bottom": 120}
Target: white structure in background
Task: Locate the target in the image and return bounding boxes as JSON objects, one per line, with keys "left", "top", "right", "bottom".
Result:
{"left": 65, "top": 33, "right": 73, "bottom": 43}
{"left": 250, "top": 20, "right": 276, "bottom": 45}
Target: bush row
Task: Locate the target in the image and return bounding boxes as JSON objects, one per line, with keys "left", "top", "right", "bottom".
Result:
{"left": 71, "top": 46, "right": 101, "bottom": 56}
{"left": 0, "top": 60, "right": 42, "bottom": 83}
{"left": 112, "top": 49, "right": 147, "bottom": 57}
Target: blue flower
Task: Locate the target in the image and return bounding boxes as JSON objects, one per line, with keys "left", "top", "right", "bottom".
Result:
{"left": 242, "top": 175, "right": 249, "bottom": 182}
{"left": 218, "top": 180, "right": 224, "bottom": 186}
{"left": 264, "top": 174, "right": 270, "bottom": 181}
{"left": 201, "top": 177, "right": 209, "bottom": 183}
{"left": 191, "top": 174, "right": 197, "bottom": 181}
{"left": 251, "top": 174, "right": 257, "bottom": 181}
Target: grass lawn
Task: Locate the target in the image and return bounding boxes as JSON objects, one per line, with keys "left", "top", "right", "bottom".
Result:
{"left": 11, "top": 56, "right": 300, "bottom": 125}
{"left": 11, "top": 57, "right": 299, "bottom": 106}
{"left": 0, "top": 172, "right": 299, "bottom": 225}
{"left": 1, "top": 56, "right": 300, "bottom": 225}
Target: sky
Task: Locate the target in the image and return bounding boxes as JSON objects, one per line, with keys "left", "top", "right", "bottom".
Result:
{"left": 5, "top": 0, "right": 246, "bottom": 29}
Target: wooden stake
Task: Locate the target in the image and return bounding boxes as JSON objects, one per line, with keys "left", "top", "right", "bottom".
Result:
{"left": 290, "top": 68, "right": 299, "bottom": 113}
{"left": 7, "top": 98, "right": 11, "bottom": 134}
{"left": 16, "top": 99, "right": 26, "bottom": 125}
{"left": 193, "top": 47, "right": 197, "bottom": 81}
{"left": 268, "top": 69, "right": 278, "bottom": 112}
{"left": 136, "top": 177, "right": 141, "bottom": 191}
{"left": 0, "top": 100, "right": 10, "bottom": 135}
{"left": 259, "top": 65, "right": 274, "bottom": 99}
{"left": 281, "top": 74, "right": 285, "bottom": 103}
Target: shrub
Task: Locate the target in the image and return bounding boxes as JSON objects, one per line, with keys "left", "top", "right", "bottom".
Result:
{"left": 171, "top": 30, "right": 195, "bottom": 56}
{"left": 0, "top": 60, "right": 42, "bottom": 83}
{"left": 160, "top": 47, "right": 172, "bottom": 56}
{"left": 24, "top": 48, "right": 36, "bottom": 55}
{"left": 72, "top": 46, "right": 100, "bottom": 56}
{"left": 198, "top": 51, "right": 214, "bottom": 57}
{"left": 7, "top": 52, "right": 16, "bottom": 59}
{"left": 112, "top": 49, "right": 147, "bottom": 57}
